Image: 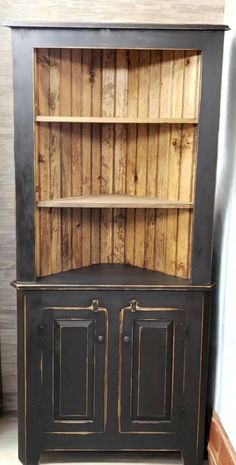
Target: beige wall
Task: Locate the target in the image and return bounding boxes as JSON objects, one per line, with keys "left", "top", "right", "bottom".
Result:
{"left": 0, "top": 0, "right": 225, "bottom": 411}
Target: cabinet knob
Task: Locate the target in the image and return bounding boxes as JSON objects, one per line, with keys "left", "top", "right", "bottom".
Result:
{"left": 97, "top": 335, "right": 104, "bottom": 343}
{"left": 123, "top": 336, "right": 130, "bottom": 344}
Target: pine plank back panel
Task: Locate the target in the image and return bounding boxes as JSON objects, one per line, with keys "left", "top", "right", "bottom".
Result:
{"left": 35, "top": 48, "right": 201, "bottom": 278}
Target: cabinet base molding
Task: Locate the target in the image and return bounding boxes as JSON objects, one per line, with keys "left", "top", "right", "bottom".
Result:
{"left": 208, "top": 412, "right": 236, "bottom": 465}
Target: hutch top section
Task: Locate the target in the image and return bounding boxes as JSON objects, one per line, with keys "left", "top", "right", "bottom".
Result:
{"left": 7, "top": 23, "right": 226, "bottom": 284}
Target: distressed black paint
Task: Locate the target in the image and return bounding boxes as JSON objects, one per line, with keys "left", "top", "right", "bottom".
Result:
{"left": 8, "top": 23, "right": 226, "bottom": 465}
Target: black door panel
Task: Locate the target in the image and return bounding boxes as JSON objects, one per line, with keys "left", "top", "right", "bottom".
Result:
{"left": 119, "top": 304, "right": 186, "bottom": 433}
{"left": 131, "top": 319, "right": 173, "bottom": 421}
{"left": 53, "top": 319, "right": 94, "bottom": 420}
{"left": 42, "top": 303, "right": 108, "bottom": 433}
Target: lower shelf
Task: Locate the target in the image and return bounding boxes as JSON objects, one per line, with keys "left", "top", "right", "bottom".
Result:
{"left": 37, "top": 194, "right": 194, "bottom": 209}
{"left": 11, "top": 264, "right": 213, "bottom": 290}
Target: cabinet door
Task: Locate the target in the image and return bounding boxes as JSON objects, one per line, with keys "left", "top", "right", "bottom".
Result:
{"left": 41, "top": 302, "right": 108, "bottom": 432}
{"left": 119, "top": 302, "right": 186, "bottom": 433}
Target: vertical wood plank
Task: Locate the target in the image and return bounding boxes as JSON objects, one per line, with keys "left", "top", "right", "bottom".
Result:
{"left": 71, "top": 49, "right": 82, "bottom": 269}
{"left": 134, "top": 50, "right": 150, "bottom": 268}
{"left": 101, "top": 49, "right": 115, "bottom": 263}
{"left": 183, "top": 51, "right": 201, "bottom": 119}
{"left": 125, "top": 50, "right": 139, "bottom": 265}
{"left": 176, "top": 125, "right": 196, "bottom": 277}
{"left": 49, "top": 49, "right": 61, "bottom": 274}
{"left": 149, "top": 50, "right": 162, "bottom": 119}
{"left": 155, "top": 53, "right": 173, "bottom": 273}
{"left": 61, "top": 49, "right": 72, "bottom": 271}
{"left": 172, "top": 50, "right": 185, "bottom": 118}
{"left": 113, "top": 50, "right": 128, "bottom": 263}
{"left": 165, "top": 125, "right": 181, "bottom": 276}
{"left": 144, "top": 50, "right": 161, "bottom": 269}
{"left": 36, "top": 49, "right": 51, "bottom": 276}
{"left": 159, "top": 51, "right": 174, "bottom": 118}
{"left": 81, "top": 49, "right": 92, "bottom": 266}
{"left": 165, "top": 51, "right": 184, "bottom": 276}
{"left": 155, "top": 126, "right": 170, "bottom": 273}
{"left": 177, "top": 50, "right": 201, "bottom": 277}
{"left": 144, "top": 126, "right": 158, "bottom": 269}
{"left": 91, "top": 50, "right": 102, "bottom": 264}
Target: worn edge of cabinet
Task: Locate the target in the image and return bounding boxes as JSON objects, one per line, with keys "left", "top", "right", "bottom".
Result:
{"left": 190, "top": 31, "right": 225, "bottom": 284}
{"left": 11, "top": 281, "right": 215, "bottom": 291}
{"left": 2, "top": 21, "right": 230, "bottom": 30}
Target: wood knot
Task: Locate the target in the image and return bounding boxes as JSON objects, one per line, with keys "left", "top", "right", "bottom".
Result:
{"left": 38, "top": 54, "right": 50, "bottom": 67}
{"left": 172, "top": 138, "right": 179, "bottom": 147}
{"left": 89, "top": 69, "right": 95, "bottom": 83}
{"left": 134, "top": 173, "right": 138, "bottom": 183}
{"left": 49, "top": 92, "right": 56, "bottom": 111}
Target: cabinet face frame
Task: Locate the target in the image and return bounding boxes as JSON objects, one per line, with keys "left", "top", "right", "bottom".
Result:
{"left": 12, "top": 27, "right": 224, "bottom": 283}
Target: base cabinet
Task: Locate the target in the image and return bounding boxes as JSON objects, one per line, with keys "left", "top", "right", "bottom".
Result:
{"left": 17, "top": 288, "right": 211, "bottom": 465}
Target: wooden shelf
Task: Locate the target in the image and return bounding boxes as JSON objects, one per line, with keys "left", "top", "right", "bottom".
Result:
{"left": 36, "top": 116, "right": 198, "bottom": 124}
{"left": 37, "top": 194, "right": 194, "bottom": 209}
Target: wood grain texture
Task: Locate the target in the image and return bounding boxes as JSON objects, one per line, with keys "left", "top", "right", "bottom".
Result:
{"left": 35, "top": 48, "right": 200, "bottom": 278}
{"left": 0, "top": 0, "right": 224, "bottom": 410}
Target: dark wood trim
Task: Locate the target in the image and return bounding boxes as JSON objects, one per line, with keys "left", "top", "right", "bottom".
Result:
{"left": 11, "top": 283, "right": 215, "bottom": 291}
{"left": 191, "top": 32, "right": 224, "bottom": 284}
{"left": 196, "top": 293, "right": 212, "bottom": 464}
{"left": 3, "top": 21, "right": 230, "bottom": 30}
{"left": 12, "top": 30, "right": 36, "bottom": 281}
{"left": 11, "top": 28, "right": 225, "bottom": 51}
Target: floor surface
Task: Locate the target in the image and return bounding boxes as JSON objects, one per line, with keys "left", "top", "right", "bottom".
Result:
{"left": 0, "top": 415, "right": 208, "bottom": 465}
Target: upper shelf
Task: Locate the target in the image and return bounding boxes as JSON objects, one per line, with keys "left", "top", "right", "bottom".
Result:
{"left": 37, "top": 194, "right": 194, "bottom": 209}
{"left": 35, "top": 116, "right": 198, "bottom": 124}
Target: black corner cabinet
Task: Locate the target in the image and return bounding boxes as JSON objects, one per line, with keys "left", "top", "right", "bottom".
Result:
{"left": 6, "top": 21, "right": 228, "bottom": 465}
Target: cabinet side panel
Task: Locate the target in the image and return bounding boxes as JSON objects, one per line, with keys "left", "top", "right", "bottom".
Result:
{"left": 13, "top": 31, "right": 35, "bottom": 280}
